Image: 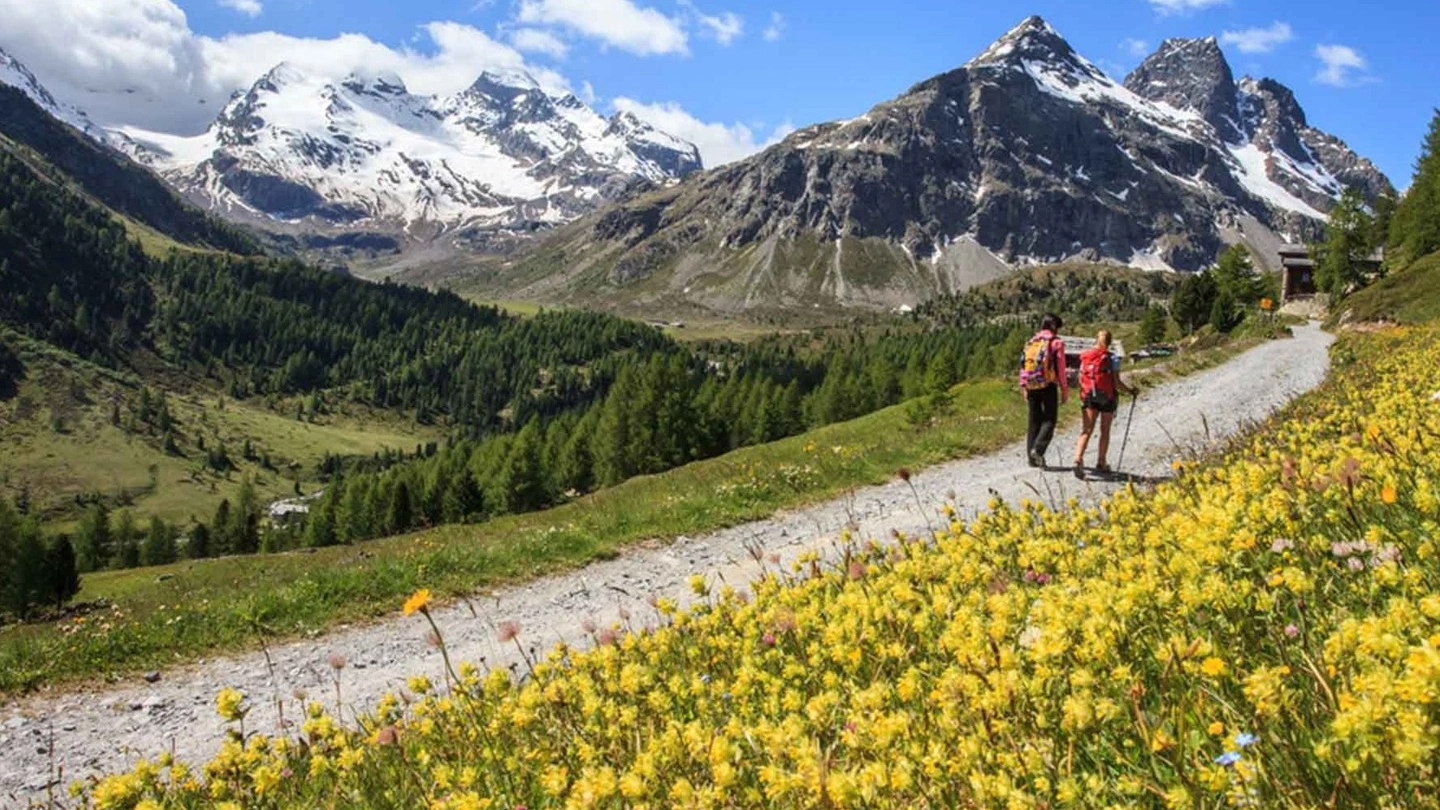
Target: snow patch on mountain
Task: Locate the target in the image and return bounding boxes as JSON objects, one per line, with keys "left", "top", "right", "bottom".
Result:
{"left": 118, "top": 62, "right": 702, "bottom": 232}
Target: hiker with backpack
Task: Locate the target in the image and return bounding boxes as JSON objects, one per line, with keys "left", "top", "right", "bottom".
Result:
{"left": 1019, "top": 313, "right": 1068, "bottom": 468}
{"left": 1072, "top": 329, "right": 1137, "bottom": 478}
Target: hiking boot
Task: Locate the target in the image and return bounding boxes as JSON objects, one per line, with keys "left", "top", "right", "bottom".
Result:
{"left": 1073, "top": 463, "right": 1085, "bottom": 480}
{"left": 1095, "top": 463, "right": 1112, "bottom": 476}
{"left": 1028, "top": 451, "right": 1044, "bottom": 468}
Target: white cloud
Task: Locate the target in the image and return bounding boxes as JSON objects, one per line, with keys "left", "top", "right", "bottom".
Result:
{"left": 1221, "top": 21, "right": 1293, "bottom": 54}
{"left": 1148, "top": 0, "right": 1226, "bottom": 15}
{"left": 1122, "top": 38, "right": 1150, "bottom": 58}
{"left": 676, "top": 2, "right": 743, "bottom": 45}
{"left": 763, "top": 12, "right": 785, "bottom": 42}
{"left": 218, "top": 0, "right": 262, "bottom": 17}
{"left": 508, "top": 27, "right": 569, "bottom": 59}
{"left": 1315, "top": 43, "right": 1370, "bottom": 87}
{"left": 516, "top": 0, "right": 687, "bottom": 56}
{"left": 696, "top": 11, "right": 743, "bottom": 45}
{"left": 0, "top": 0, "right": 568, "bottom": 134}
{"left": 613, "top": 97, "right": 791, "bottom": 167}
{"left": 579, "top": 80, "right": 597, "bottom": 105}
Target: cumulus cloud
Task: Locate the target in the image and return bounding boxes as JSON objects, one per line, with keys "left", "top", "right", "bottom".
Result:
{"left": 1221, "top": 22, "right": 1293, "bottom": 54}
{"left": 1148, "top": 0, "right": 1226, "bottom": 15}
{"left": 218, "top": 0, "right": 262, "bottom": 17}
{"left": 763, "top": 12, "right": 786, "bottom": 42}
{"left": 1314, "top": 44, "right": 1370, "bottom": 87}
{"left": 612, "top": 97, "right": 791, "bottom": 167}
{"left": 0, "top": 0, "right": 568, "bottom": 134}
{"left": 516, "top": 0, "right": 687, "bottom": 56}
{"left": 508, "top": 27, "right": 569, "bottom": 59}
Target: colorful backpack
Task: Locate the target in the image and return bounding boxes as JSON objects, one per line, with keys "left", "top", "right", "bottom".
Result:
{"left": 1078, "top": 347, "right": 1117, "bottom": 406}
{"left": 1019, "top": 333, "right": 1058, "bottom": 391}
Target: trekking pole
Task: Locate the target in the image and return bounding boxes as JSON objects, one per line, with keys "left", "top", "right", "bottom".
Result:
{"left": 1116, "top": 391, "right": 1139, "bottom": 473}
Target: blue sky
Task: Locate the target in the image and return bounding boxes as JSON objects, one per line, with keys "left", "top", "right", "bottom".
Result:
{"left": 0, "top": 0, "right": 1434, "bottom": 184}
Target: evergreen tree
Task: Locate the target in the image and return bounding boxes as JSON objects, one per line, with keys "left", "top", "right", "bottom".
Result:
{"left": 74, "top": 503, "right": 112, "bottom": 573}
{"left": 1212, "top": 245, "right": 1267, "bottom": 306}
{"left": 1318, "top": 188, "right": 1376, "bottom": 297}
{"left": 386, "top": 480, "right": 414, "bottom": 535}
{"left": 140, "top": 515, "right": 177, "bottom": 567}
{"left": 211, "top": 499, "right": 234, "bottom": 556}
{"left": 188, "top": 522, "right": 212, "bottom": 559}
{"left": 1172, "top": 272, "right": 1218, "bottom": 333}
{"left": 233, "top": 481, "right": 261, "bottom": 554}
{"left": 1138, "top": 305, "right": 1168, "bottom": 345}
{"left": 1390, "top": 109, "right": 1440, "bottom": 264}
{"left": 114, "top": 511, "right": 140, "bottom": 569}
{"left": 44, "top": 537, "right": 81, "bottom": 610}
{"left": 1209, "top": 290, "right": 1238, "bottom": 334}
{"left": 7, "top": 516, "right": 47, "bottom": 618}
{"left": 493, "top": 419, "right": 546, "bottom": 514}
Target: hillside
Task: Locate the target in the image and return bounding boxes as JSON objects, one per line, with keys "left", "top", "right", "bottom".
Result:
{"left": 439, "top": 17, "right": 1390, "bottom": 317}
{"left": 0, "top": 84, "right": 260, "bottom": 256}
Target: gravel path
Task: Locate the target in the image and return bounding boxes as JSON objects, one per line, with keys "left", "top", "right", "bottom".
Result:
{"left": 0, "top": 323, "right": 1333, "bottom": 806}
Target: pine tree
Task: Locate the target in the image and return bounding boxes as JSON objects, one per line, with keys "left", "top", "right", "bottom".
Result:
{"left": 1390, "top": 109, "right": 1440, "bottom": 264}
{"left": 44, "top": 537, "right": 81, "bottom": 610}
{"left": 74, "top": 503, "right": 112, "bottom": 573}
{"left": 493, "top": 419, "right": 546, "bottom": 515}
{"left": 114, "top": 511, "right": 140, "bottom": 569}
{"left": 188, "top": 522, "right": 212, "bottom": 559}
{"left": 386, "top": 479, "right": 414, "bottom": 535}
{"left": 8, "top": 517, "right": 47, "bottom": 618}
{"left": 1318, "top": 188, "right": 1375, "bottom": 297}
{"left": 1172, "top": 272, "right": 1218, "bottom": 333}
{"left": 233, "top": 481, "right": 261, "bottom": 554}
{"left": 211, "top": 499, "right": 234, "bottom": 556}
{"left": 1212, "top": 245, "right": 1266, "bottom": 306}
{"left": 141, "top": 515, "right": 177, "bottom": 567}
{"left": 1138, "top": 305, "right": 1168, "bottom": 345}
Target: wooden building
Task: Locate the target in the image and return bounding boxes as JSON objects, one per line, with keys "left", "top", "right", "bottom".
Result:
{"left": 1278, "top": 244, "right": 1317, "bottom": 303}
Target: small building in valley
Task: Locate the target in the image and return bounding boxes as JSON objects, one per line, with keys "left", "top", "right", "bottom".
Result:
{"left": 1278, "top": 244, "right": 1317, "bottom": 303}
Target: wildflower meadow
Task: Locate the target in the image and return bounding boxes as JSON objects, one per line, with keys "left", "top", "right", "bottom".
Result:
{"left": 75, "top": 326, "right": 1440, "bottom": 808}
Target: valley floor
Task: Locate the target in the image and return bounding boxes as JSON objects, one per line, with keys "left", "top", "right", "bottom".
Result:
{"left": 0, "top": 324, "right": 1333, "bottom": 803}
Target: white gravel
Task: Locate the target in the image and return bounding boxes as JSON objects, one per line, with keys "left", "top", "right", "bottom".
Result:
{"left": 0, "top": 323, "right": 1333, "bottom": 807}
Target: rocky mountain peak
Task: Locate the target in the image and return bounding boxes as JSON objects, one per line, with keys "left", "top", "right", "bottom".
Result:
{"left": 340, "top": 71, "right": 408, "bottom": 97}
{"left": 967, "top": 15, "right": 1080, "bottom": 69}
{"left": 1125, "top": 37, "right": 1240, "bottom": 140}
{"left": 1243, "top": 77, "right": 1307, "bottom": 129}
{"left": 464, "top": 68, "right": 544, "bottom": 102}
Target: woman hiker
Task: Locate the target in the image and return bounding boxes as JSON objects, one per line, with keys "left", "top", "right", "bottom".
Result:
{"left": 1072, "top": 329, "right": 1136, "bottom": 479}
{"left": 1019, "top": 313, "right": 1068, "bottom": 468}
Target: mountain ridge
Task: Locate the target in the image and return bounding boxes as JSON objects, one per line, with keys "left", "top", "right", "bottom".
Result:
{"left": 115, "top": 61, "right": 703, "bottom": 239}
{"left": 440, "top": 15, "right": 1393, "bottom": 314}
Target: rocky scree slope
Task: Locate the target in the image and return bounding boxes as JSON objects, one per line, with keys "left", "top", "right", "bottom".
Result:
{"left": 461, "top": 17, "right": 1390, "bottom": 313}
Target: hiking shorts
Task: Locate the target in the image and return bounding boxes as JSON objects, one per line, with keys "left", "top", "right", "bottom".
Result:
{"left": 1082, "top": 391, "right": 1118, "bottom": 414}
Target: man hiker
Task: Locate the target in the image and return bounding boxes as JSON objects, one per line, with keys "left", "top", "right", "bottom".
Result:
{"left": 1072, "top": 329, "right": 1137, "bottom": 478}
{"left": 1019, "top": 313, "right": 1068, "bottom": 468}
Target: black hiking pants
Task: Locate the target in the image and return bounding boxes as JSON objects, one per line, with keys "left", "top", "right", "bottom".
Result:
{"left": 1026, "top": 384, "right": 1060, "bottom": 461}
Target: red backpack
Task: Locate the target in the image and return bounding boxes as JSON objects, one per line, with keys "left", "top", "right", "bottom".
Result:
{"left": 1078, "top": 347, "right": 1117, "bottom": 404}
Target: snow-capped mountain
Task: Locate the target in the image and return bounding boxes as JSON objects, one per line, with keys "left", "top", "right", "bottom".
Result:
{"left": 120, "top": 63, "right": 702, "bottom": 233}
{"left": 468, "top": 16, "right": 1393, "bottom": 312}
{"left": 1125, "top": 37, "right": 1390, "bottom": 218}
{"left": 0, "top": 46, "right": 132, "bottom": 151}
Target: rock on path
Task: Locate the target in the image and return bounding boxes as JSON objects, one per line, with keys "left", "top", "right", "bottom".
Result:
{"left": 0, "top": 324, "right": 1333, "bottom": 805}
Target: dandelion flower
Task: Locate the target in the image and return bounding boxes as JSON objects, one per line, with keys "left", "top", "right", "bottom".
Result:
{"left": 402, "top": 588, "right": 432, "bottom": 616}
{"left": 1200, "top": 657, "right": 1227, "bottom": 678}
{"left": 1381, "top": 484, "right": 1398, "bottom": 504}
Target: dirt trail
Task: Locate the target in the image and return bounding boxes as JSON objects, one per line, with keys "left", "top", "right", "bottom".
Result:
{"left": 0, "top": 324, "right": 1333, "bottom": 806}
